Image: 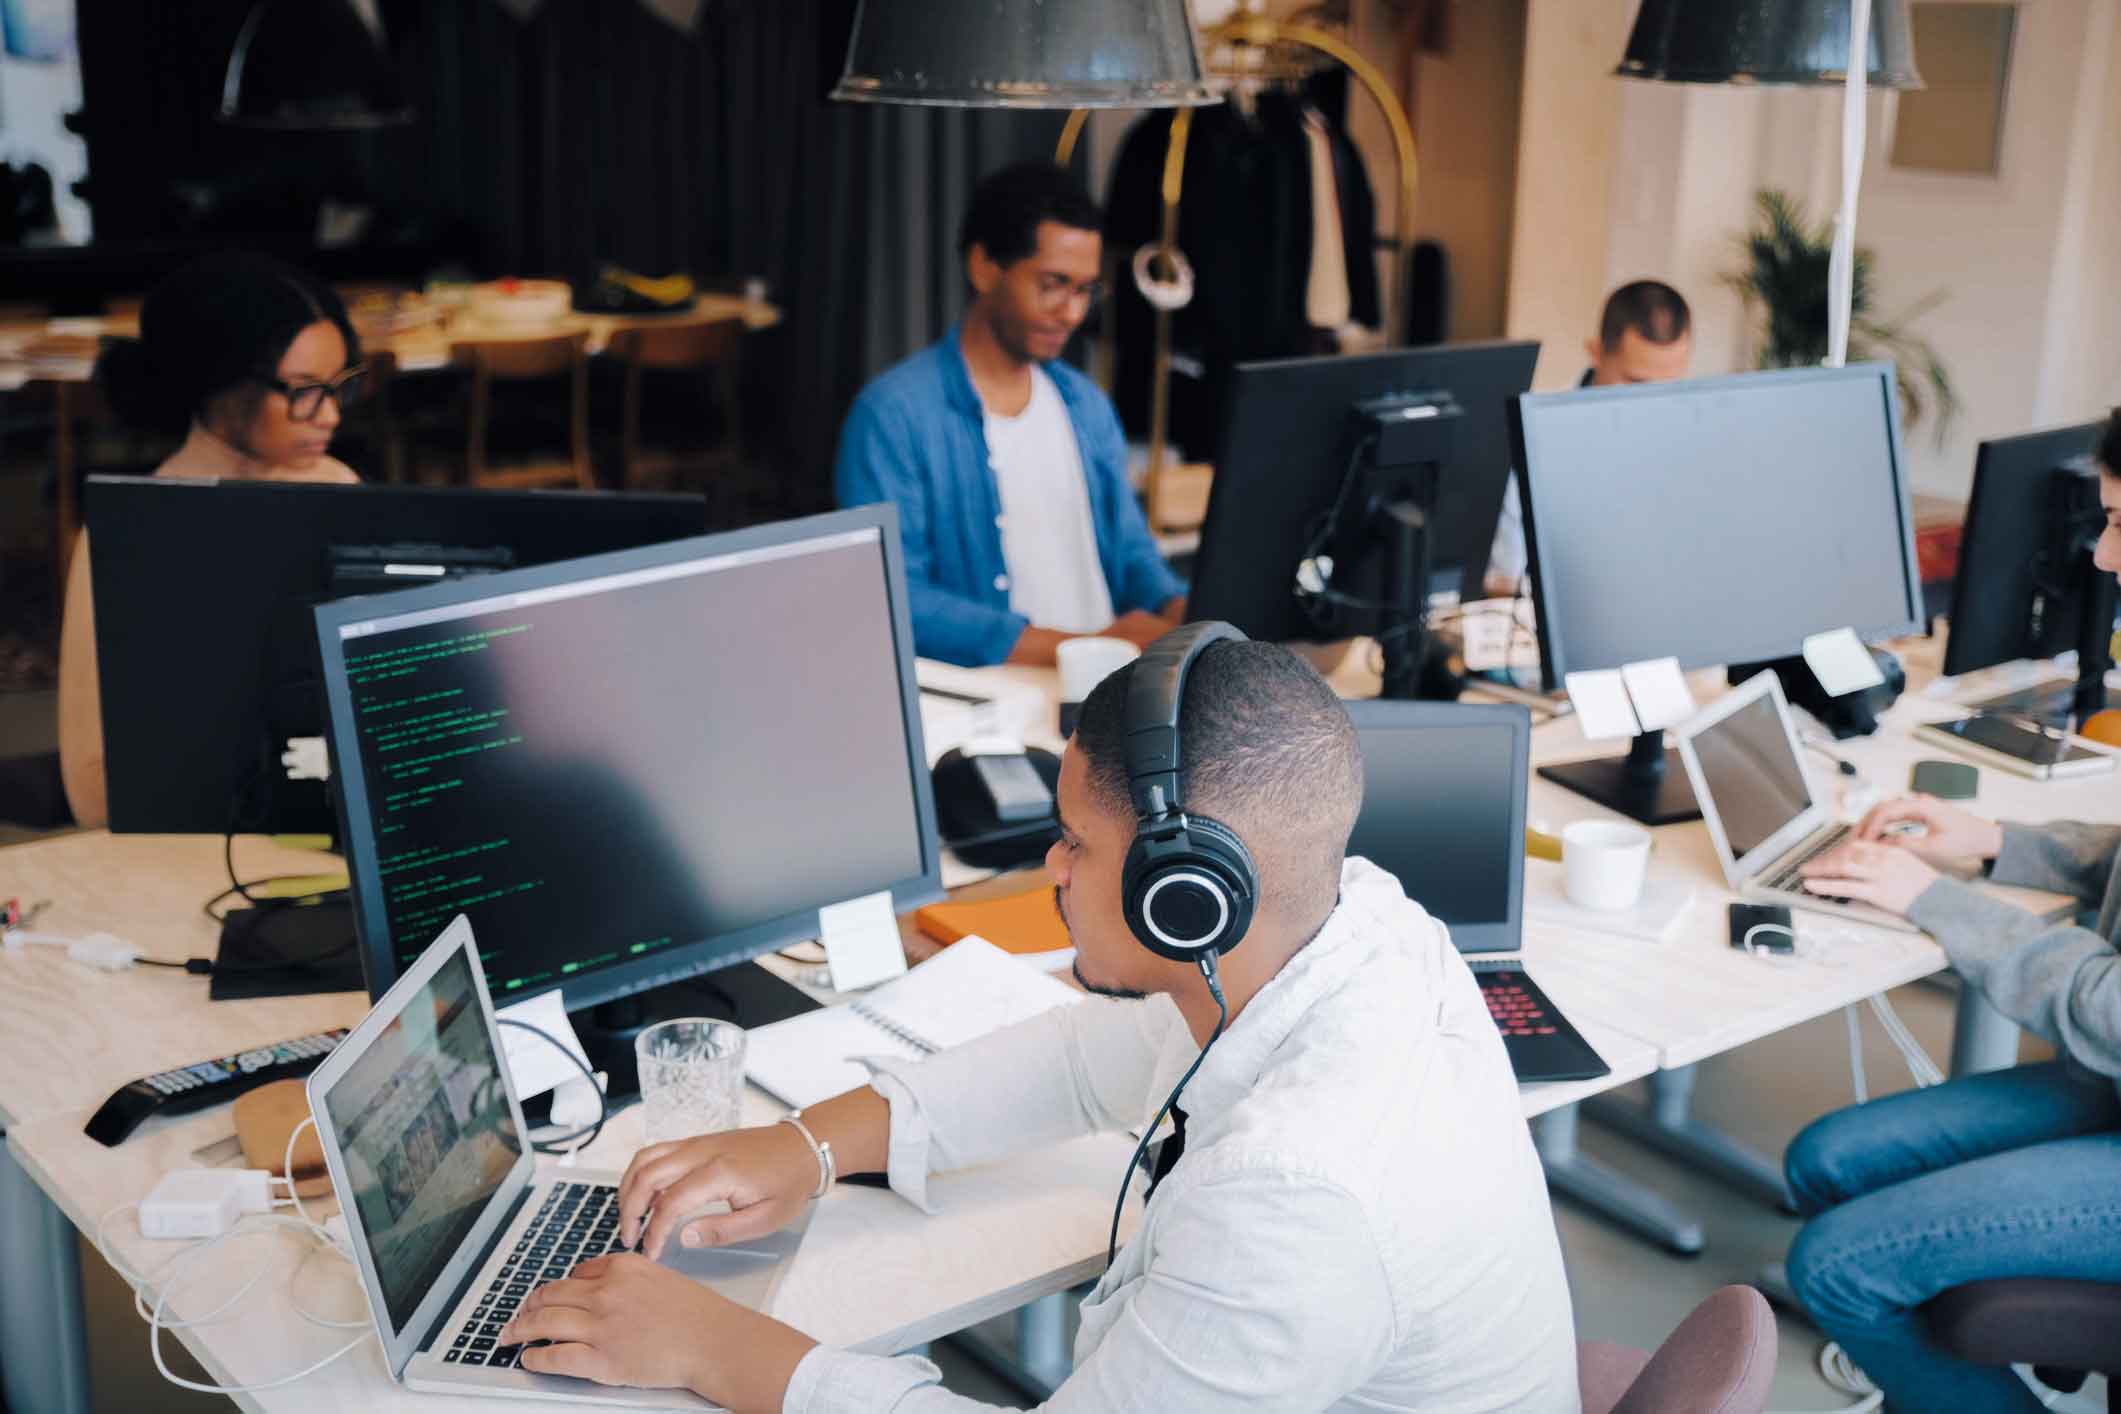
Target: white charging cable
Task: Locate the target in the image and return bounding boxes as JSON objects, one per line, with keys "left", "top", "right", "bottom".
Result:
{"left": 144, "top": 1216, "right": 370, "bottom": 1394}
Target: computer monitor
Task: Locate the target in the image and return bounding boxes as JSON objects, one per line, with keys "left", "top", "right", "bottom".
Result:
{"left": 1342, "top": 699, "right": 1529, "bottom": 953}
{"left": 312, "top": 505, "right": 944, "bottom": 1084}
{"left": 86, "top": 477, "right": 709, "bottom": 836}
{"left": 1186, "top": 341, "right": 1541, "bottom": 690}
{"left": 1511, "top": 363, "right": 1923, "bottom": 825}
{"left": 1940, "top": 421, "right": 2111, "bottom": 723}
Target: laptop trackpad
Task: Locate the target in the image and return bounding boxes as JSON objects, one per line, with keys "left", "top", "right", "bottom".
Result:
{"left": 654, "top": 1203, "right": 811, "bottom": 1312}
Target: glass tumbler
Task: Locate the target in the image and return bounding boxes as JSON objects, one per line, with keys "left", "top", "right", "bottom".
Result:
{"left": 635, "top": 1018, "right": 746, "bottom": 1145}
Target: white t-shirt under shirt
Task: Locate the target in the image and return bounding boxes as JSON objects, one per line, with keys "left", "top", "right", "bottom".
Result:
{"left": 982, "top": 366, "right": 1114, "bottom": 634}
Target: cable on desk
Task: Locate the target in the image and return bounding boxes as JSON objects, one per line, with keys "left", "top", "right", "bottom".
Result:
{"left": 496, "top": 1015, "right": 612, "bottom": 1154}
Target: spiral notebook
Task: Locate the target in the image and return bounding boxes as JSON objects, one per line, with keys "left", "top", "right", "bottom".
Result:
{"left": 744, "top": 936, "right": 1084, "bottom": 1109}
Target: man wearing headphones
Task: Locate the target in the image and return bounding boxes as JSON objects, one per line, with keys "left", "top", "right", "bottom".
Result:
{"left": 497, "top": 626, "right": 1579, "bottom": 1412}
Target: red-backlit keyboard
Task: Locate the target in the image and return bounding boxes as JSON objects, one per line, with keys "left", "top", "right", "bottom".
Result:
{"left": 1470, "top": 959, "right": 1611, "bottom": 1084}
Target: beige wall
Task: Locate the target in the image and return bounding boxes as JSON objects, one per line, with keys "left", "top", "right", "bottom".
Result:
{"left": 1506, "top": 0, "right": 2121, "bottom": 496}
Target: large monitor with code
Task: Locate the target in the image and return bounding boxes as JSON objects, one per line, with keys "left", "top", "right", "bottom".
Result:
{"left": 314, "top": 505, "right": 943, "bottom": 1017}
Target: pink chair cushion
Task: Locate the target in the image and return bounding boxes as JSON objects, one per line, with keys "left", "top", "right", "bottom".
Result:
{"left": 1579, "top": 1341, "right": 1653, "bottom": 1414}
{"left": 1611, "top": 1286, "right": 1777, "bottom": 1414}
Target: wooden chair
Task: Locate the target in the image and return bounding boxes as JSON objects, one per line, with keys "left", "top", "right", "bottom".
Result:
{"left": 345, "top": 348, "right": 406, "bottom": 484}
{"left": 606, "top": 317, "right": 744, "bottom": 496}
{"left": 449, "top": 331, "right": 593, "bottom": 489}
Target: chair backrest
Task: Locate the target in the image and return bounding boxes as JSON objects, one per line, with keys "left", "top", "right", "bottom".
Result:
{"left": 608, "top": 315, "right": 743, "bottom": 370}
{"left": 449, "top": 329, "right": 588, "bottom": 380}
{"left": 1581, "top": 1286, "right": 1777, "bottom": 1414}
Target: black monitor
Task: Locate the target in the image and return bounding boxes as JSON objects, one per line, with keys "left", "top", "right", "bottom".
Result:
{"left": 1941, "top": 421, "right": 2111, "bottom": 724}
{"left": 313, "top": 505, "right": 944, "bottom": 1084}
{"left": 1343, "top": 698, "right": 1529, "bottom": 953}
{"left": 1512, "top": 363, "right": 1923, "bottom": 824}
{"left": 1186, "top": 340, "right": 1541, "bottom": 691}
{"left": 87, "top": 477, "right": 710, "bottom": 837}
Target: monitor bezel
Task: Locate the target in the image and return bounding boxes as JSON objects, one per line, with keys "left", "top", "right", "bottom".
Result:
{"left": 1341, "top": 697, "right": 1530, "bottom": 954}
{"left": 1509, "top": 362, "right": 1926, "bottom": 691}
{"left": 312, "top": 503, "right": 945, "bottom": 1007}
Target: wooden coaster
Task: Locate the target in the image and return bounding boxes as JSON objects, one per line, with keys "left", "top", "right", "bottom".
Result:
{"left": 233, "top": 1078, "right": 333, "bottom": 1199}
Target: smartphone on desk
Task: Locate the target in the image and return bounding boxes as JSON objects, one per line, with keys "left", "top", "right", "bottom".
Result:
{"left": 1912, "top": 715, "right": 2116, "bottom": 782}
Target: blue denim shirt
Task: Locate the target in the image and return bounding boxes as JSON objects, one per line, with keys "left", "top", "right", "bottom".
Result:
{"left": 834, "top": 326, "right": 1184, "bottom": 666}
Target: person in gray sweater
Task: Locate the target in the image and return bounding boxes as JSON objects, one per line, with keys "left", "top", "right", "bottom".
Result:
{"left": 1778, "top": 407, "right": 2121, "bottom": 1412}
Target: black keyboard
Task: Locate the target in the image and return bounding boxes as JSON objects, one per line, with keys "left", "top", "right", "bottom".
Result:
{"left": 442, "top": 1180, "right": 628, "bottom": 1370}
{"left": 1470, "top": 960, "right": 1611, "bottom": 1084}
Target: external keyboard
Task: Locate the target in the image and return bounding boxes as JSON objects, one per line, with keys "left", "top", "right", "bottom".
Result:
{"left": 442, "top": 1180, "right": 627, "bottom": 1369}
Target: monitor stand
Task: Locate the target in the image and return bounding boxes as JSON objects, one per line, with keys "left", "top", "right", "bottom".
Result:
{"left": 1537, "top": 730, "right": 1701, "bottom": 827}
{"left": 567, "top": 961, "right": 820, "bottom": 1104}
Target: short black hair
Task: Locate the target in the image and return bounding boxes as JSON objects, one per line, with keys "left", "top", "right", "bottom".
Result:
{"left": 2101, "top": 408, "right": 2120, "bottom": 477}
{"left": 957, "top": 160, "right": 1101, "bottom": 268}
{"left": 1600, "top": 280, "right": 1691, "bottom": 351}
{"left": 94, "top": 251, "right": 359, "bottom": 438}
{"left": 1072, "top": 639, "right": 1362, "bottom": 920}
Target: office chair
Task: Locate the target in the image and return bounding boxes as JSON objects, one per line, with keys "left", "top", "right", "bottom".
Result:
{"left": 1578, "top": 1285, "right": 1776, "bottom": 1414}
{"left": 1927, "top": 1279, "right": 2121, "bottom": 1411}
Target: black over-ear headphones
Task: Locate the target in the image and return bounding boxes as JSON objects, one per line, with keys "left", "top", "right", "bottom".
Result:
{"left": 1119, "top": 621, "right": 1259, "bottom": 963}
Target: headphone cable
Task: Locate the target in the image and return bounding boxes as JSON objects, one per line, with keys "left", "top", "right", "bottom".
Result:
{"left": 1106, "top": 954, "right": 1229, "bottom": 1269}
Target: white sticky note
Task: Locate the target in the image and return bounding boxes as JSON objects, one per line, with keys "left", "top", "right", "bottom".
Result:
{"left": 1564, "top": 670, "right": 1643, "bottom": 741}
{"left": 1803, "top": 628, "right": 1887, "bottom": 697}
{"left": 1620, "top": 657, "right": 1698, "bottom": 733}
{"left": 495, "top": 990, "right": 594, "bottom": 1101}
{"left": 1459, "top": 598, "right": 1521, "bottom": 673}
{"left": 818, "top": 889, "right": 907, "bottom": 992}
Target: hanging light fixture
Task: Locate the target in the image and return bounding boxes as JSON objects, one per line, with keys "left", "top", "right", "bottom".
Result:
{"left": 220, "top": 0, "right": 413, "bottom": 129}
{"left": 1616, "top": 0, "right": 1922, "bottom": 88}
{"left": 831, "top": 0, "right": 1217, "bottom": 108}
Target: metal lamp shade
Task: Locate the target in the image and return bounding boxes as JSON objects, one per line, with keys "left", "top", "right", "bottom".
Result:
{"left": 831, "top": 0, "right": 1217, "bottom": 108}
{"left": 1618, "top": 0, "right": 1923, "bottom": 88}
{"left": 221, "top": 0, "right": 413, "bottom": 129}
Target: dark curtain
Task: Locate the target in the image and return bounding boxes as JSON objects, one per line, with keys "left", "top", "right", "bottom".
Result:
{"left": 72, "top": 0, "right": 1066, "bottom": 511}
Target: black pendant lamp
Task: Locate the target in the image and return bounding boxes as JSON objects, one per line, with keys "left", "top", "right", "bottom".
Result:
{"left": 831, "top": 0, "right": 1217, "bottom": 108}
{"left": 1618, "top": 0, "right": 1923, "bottom": 88}
{"left": 220, "top": 0, "right": 413, "bottom": 129}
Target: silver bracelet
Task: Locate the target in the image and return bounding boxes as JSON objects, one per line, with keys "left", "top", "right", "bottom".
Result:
{"left": 779, "top": 1112, "right": 835, "bottom": 1200}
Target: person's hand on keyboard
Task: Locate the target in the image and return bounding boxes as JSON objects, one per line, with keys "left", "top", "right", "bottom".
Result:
{"left": 1800, "top": 837, "right": 1941, "bottom": 918}
{"left": 616, "top": 1125, "right": 818, "bottom": 1261}
{"left": 1853, "top": 795, "right": 2004, "bottom": 861}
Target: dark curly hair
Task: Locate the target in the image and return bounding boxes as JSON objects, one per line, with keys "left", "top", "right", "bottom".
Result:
{"left": 2100, "top": 407, "right": 2120, "bottom": 477}
{"left": 957, "top": 161, "right": 1100, "bottom": 268}
{"left": 93, "top": 252, "right": 358, "bottom": 438}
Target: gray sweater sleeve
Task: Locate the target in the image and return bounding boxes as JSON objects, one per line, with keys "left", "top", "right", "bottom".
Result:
{"left": 1905, "top": 821, "right": 2121, "bottom": 1078}
{"left": 1986, "top": 821, "right": 2121, "bottom": 902}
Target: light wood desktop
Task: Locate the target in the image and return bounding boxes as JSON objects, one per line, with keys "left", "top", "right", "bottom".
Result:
{"left": 0, "top": 810, "right": 1650, "bottom": 1412}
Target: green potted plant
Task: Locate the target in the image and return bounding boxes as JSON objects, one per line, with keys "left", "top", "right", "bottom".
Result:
{"left": 1724, "top": 188, "right": 1959, "bottom": 443}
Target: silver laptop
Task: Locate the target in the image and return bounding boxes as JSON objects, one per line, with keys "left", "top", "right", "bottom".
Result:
{"left": 308, "top": 915, "right": 809, "bottom": 1408}
{"left": 1674, "top": 671, "right": 1918, "bottom": 933}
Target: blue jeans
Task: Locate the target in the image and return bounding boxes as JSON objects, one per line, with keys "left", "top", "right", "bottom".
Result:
{"left": 1785, "top": 1062, "right": 2121, "bottom": 1413}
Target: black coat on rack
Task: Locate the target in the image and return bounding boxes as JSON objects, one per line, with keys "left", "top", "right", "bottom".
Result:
{"left": 1104, "top": 90, "right": 1379, "bottom": 461}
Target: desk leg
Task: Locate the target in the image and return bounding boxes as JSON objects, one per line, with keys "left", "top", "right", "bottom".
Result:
{"left": 0, "top": 1136, "right": 91, "bottom": 1414}
{"left": 1532, "top": 1104, "right": 1705, "bottom": 1256}
{"left": 1949, "top": 982, "right": 2021, "bottom": 1077}
{"left": 1580, "top": 1065, "right": 1797, "bottom": 1214}
{"left": 940, "top": 1289, "right": 1077, "bottom": 1400}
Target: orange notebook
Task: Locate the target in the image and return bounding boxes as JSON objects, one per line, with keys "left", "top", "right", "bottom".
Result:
{"left": 914, "top": 885, "right": 1072, "bottom": 955}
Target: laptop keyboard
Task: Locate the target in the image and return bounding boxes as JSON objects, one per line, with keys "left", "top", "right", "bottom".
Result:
{"left": 441, "top": 1180, "right": 626, "bottom": 1370}
{"left": 1759, "top": 822, "right": 1852, "bottom": 898}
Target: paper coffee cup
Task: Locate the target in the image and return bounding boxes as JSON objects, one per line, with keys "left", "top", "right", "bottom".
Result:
{"left": 1057, "top": 636, "right": 1141, "bottom": 704}
{"left": 1561, "top": 820, "right": 1651, "bottom": 911}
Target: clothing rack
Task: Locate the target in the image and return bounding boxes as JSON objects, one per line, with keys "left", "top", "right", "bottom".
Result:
{"left": 1056, "top": 13, "right": 1419, "bottom": 505}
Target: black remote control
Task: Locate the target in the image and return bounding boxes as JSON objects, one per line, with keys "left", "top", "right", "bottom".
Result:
{"left": 84, "top": 1029, "right": 348, "bottom": 1147}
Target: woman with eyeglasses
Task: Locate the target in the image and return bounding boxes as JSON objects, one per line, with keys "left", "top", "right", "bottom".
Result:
{"left": 57, "top": 252, "right": 369, "bottom": 828}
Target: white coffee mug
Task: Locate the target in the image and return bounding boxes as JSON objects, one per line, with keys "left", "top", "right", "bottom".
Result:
{"left": 1057, "top": 636, "right": 1141, "bottom": 704}
{"left": 1561, "top": 819, "right": 1652, "bottom": 911}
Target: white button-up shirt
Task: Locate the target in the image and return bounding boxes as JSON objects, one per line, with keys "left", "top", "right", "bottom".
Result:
{"left": 784, "top": 858, "right": 1580, "bottom": 1413}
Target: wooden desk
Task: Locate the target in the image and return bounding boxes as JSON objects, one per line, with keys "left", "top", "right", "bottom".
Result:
{"left": 0, "top": 824, "right": 1652, "bottom": 1413}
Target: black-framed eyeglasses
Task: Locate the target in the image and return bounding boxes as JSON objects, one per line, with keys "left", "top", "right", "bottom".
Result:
{"left": 257, "top": 365, "right": 370, "bottom": 422}
{"left": 1032, "top": 273, "right": 1107, "bottom": 312}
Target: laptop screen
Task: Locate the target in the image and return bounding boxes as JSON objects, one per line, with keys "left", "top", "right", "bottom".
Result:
{"left": 1690, "top": 690, "right": 1813, "bottom": 858}
{"left": 319, "top": 946, "right": 521, "bottom": 1332}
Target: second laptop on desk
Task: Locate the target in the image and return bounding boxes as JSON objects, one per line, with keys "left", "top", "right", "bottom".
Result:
{"left": 1344, "top": 699, "right": 1612, "bottom": 1084}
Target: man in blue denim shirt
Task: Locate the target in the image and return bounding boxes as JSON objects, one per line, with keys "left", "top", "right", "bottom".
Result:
{"left": 835, "top": 162, "right": 1185, "bottom": 667}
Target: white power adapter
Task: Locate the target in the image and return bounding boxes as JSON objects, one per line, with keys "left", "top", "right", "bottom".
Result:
{"left": 68, "top": 933, "right": 140, "bottom": 971}
{"left": 139, "top": 1170, "right": 276, "bottom": 1239}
